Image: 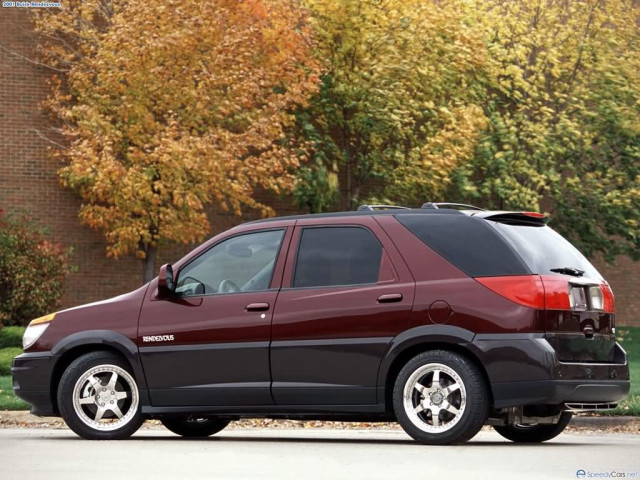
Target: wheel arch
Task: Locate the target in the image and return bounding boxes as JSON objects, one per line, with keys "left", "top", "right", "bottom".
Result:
{"left": 50, "top": 331, "right": 148, "bottom": 414}
{"left": 378, "top": 325, "right": 494, "bottom": 411}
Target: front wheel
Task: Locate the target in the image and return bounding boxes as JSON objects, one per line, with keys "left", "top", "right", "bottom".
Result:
{"left": 57, "top": 351, "right": 144, "bottom": 440}
{"left": 493, "top": 412, "right": 573, "bottom": 443}
{"left": 161, "top": 416, "right": 230, "bottom": 437}
{"left": 393, "top": 350, "right": 489, "bottom": 445}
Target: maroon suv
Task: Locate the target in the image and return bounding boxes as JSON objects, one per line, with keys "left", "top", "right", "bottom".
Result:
{"left": 12, "top": 204, "right": 630, "bottom": 444}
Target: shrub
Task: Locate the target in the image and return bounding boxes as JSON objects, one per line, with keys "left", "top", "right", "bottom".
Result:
{"left": 0, "top": 326, "right": 25, "bottom": 348}
{"left": 0, "top": 210, "right": 74, "bottom": 327}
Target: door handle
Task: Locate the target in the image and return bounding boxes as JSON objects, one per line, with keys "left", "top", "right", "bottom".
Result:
{"left": 377, "top": 293, "right": 403, "bottom": 303}
{"left": 245, "top": 302, "right": 270, "bottom": 312}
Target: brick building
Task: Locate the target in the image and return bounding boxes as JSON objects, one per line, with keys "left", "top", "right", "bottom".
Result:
{"left": 1, "top": 10, "right": 638, "bottom": 326}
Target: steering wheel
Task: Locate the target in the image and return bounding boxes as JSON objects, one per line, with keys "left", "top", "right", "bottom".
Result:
{"left": 175, "top": 277, "right": 205, "bottom": 296}
{"left": 218, "top": 279, "right": 241, "bottom": 294}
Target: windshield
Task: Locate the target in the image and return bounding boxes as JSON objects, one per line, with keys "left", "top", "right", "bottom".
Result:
{"left": 490, "top": 222, "right": 603, "bottom": 280}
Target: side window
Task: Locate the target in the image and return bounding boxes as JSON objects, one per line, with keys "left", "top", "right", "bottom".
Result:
{"left": 293, "top": 227, "right": 383, "bottom": 288}
{"left": 175, "top": 229, "right": 285, "bottom": 297}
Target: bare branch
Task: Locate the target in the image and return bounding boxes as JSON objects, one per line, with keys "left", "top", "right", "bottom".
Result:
{"left": 33, "top": 128, "right": 67, "bottom": 150}
{"left": 0, "top": 44, "right": 68, "bottom": 73}
{"left": 39, "top": 32, "right": 84, "bottom": 61}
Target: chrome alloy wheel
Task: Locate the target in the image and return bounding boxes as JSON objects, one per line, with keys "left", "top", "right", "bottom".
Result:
{"left": 72, "top": 364, "right": 139, "bottom": 431}
{"left": 402, "top": 362, "right": 466, "bottom": 433}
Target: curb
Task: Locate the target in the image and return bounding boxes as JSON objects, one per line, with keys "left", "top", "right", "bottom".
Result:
{"left": 569, "top": 416, "right": 640, "bottom": 428}
{"left": 1, "top": 410, "right": 639, "bottom": 431}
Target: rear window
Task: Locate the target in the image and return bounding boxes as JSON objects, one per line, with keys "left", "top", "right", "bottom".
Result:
{"left": 490, "top": 222, "right": 602, "bottom": 279}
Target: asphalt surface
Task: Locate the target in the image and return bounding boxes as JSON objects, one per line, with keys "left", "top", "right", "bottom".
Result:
{"left": 0, "top": 428, "right": 639, "bottom": 480}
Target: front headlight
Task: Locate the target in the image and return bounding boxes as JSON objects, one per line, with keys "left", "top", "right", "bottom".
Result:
{"left": 23, "top": 313, "right": 56, "bottom": 349}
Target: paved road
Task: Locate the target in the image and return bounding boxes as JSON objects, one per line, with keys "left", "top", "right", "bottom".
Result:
{"left": 0, "top": 428, "right": 638, "bottom": 480}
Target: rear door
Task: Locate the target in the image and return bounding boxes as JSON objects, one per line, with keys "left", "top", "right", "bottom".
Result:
{"left": 270, "top": 216, "right": 415, "bottom": 405}
{"left": 489, "top": 219, "right": 616, "bottom": 362}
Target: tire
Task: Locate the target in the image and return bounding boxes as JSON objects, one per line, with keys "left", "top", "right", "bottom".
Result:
{"left": 493, "top": 412, "right": 573, "bottom": 443}
{"left": 57, "top": 351, "right": 144, "bottom": 440}
{"left": 161, "top": 416, "right": 230, "bottom": 437}
{"left": 393, "top": 350, "right": 489, "bottom": 445}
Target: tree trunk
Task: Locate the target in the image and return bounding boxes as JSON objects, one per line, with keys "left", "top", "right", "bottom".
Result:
{"left": 351, "top": 186, "right": 361, "bottom": 211}
{"left": 142, "top": 244, "right": 157, "bottom": 285}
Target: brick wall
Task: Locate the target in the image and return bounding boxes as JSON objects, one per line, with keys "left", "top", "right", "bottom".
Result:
{"left": 0, "top": 10, "right": 638, "bottom": 326}
{"left": 593, "top": 256, "right": 639, "bottom": 327}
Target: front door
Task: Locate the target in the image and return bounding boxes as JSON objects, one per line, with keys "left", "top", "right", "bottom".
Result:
{"left": 270, "top": 217, "right": 415, "bottom": 405}
{"left": 138, "top": 227, "right": 291, "bottom": 406}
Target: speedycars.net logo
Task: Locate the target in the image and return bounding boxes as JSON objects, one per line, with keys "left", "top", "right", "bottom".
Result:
{"left": 577, "top": 470, "right": 639, "bottom": 479}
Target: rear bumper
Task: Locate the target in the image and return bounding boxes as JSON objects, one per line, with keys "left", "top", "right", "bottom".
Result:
{"left": 472, "top": 334, "right": 630, "bottom": 409}
{"left": 491, "top": 379, "right": 629, "bottom": 408}
{"left": 11, "top": 352, "right": 58, "bottom": 416}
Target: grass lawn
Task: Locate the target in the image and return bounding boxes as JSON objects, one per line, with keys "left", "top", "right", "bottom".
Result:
{"left": 0, "top": 326, "right": 29, "bottom": 410}
{"left": 0, "top": 375, "right": 28, "bottom": 410}
{"left": 0, "top": 326, "right": 638, "bottom": 414}
{"left": 0, "top": 347, "right": 22, "bottom": 375}
{"left": 606, "top": 326, "right": 640, "bottom": 415}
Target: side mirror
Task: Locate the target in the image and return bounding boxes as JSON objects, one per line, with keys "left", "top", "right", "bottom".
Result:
{"left": 157, "top": 263, "right": 175, "bottom": 299}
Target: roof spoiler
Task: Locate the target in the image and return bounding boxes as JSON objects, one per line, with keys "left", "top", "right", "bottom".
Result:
{"left": 478, "top": 211, "right": 549, "bottom": 225}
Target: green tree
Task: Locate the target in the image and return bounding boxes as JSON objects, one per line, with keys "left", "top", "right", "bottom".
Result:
{"left": 294, "top": 0, "right": 488, "bottom": 211}
{"left": 455, "top": 0, "right": 640, "bottom": 260}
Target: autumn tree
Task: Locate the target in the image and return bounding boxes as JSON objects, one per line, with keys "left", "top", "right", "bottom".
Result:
{"left": 33, "top": 0, "right": 319, "bottom": 282}
{"left": 454, "top": 0, "right": 640, "bottom": 260}
{"left": 293, "top": 0, "right": 488, "bottom": 211}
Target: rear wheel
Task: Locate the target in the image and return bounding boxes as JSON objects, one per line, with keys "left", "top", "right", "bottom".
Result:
{"left": 493, "top": 412, "right": 573, "bottom": 443}
{"left": 57, "top": 351, "right": 144, "bottom": 440}
{"left": 161, "top": 416, "right": 230, "bottom": 437}
{"left": 393, "top": 350, "right": 489, "bottom": 445}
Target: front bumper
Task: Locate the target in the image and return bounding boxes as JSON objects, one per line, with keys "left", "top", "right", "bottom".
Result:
{"left": 12, "top": 352, "right": 58, "bottom": 416}
{"left": 472, "top": 335, "right": 630, "bottom": 409}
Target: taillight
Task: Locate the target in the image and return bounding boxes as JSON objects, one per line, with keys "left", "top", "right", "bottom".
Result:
{"left": 601, "top": 283, "right": 615, "bottom": 313}
{"left": 475, "top": 276, "right": 545, "bottom": 309}
{"left": 476, "top": 275, "right": 614, "bottom": 312}
{"left": 540, "top": 275, "right": 571, "bottom": 310}
{"left": 588, "top": 286, "right": 603, "bottom": 310}
{"left": 569, "top": 284, "right": 588, "bottom": 310}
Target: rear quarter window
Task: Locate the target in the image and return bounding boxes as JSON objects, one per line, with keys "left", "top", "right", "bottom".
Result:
{"left": 395, "top": 214, "right": 531, "bottom": 277}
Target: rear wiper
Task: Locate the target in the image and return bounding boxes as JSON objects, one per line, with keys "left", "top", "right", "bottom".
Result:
{"left": 550, "top": 267, "right": 585, "bottom": 277}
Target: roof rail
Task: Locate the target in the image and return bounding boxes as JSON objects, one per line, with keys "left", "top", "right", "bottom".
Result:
{"left": 357, "top": 204, "right": 411, "bottom": 211}
{"left": 421, "top": 202, "right": 485, "bottom": 211}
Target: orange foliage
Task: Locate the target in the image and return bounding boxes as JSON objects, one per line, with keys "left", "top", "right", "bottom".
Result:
{"left": 34, "top": 0, "right": 320, "bottom": 260}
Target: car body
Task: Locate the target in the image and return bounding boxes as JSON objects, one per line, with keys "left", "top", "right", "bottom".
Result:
{"left": 12, "top": 204, "right": 631, "bottom": 443}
